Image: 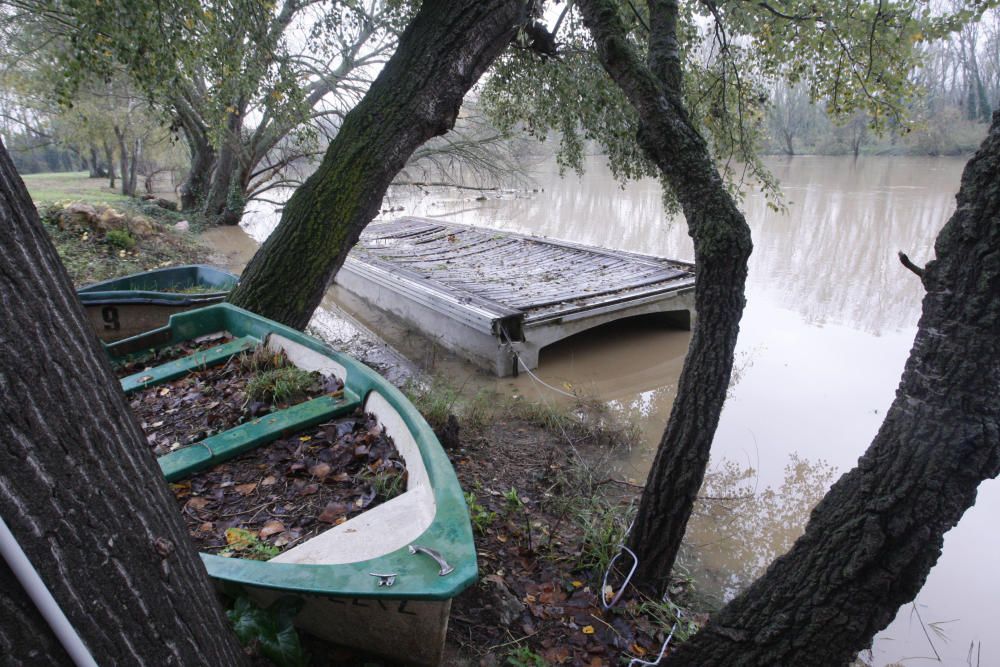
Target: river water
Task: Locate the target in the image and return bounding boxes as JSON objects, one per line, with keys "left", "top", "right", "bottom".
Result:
{"left": 238, "top": 154, "right": 997, "bottom": 666}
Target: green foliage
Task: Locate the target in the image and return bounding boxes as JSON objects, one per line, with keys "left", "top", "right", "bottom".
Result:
{"left": 506, "top": 645, "right": 548, "bottom": 667}
{"left": 236, "top": 345, "right": 289, "bottom": 375}
{"left": 403, "top": 376, "right": 492, "bottom": 431}
{"left": 464, "top": 491, "right": 498, "bottom": 535}
{"left": 226, "top": 595, "right": 309, "bottom": 667}
{"left": 245, "top": 366, "right": 317, "bottom": 405}
{"left": 221, "top": 527, "right": 280, "bottom": 561}
{"left": 483, "top": 0, "right": 996, "bottom": 209}
{"left": 504, "top": 486, "right": 525, "bottom": 512}
{"left": 483, "top": 45, "right": 657, "bottom": 184}
{"left": 104, "top": 228, "right": 135, "bottom": 250}
{"left": 637, "top": 596, "right": 700, "bottom": 643}
{"left": 357, "top": 466, "right": 407, "bottom": 501}
{"left": 37, "top": 198, "right": 206, "bottom": 286}
{"left": 575, "top": 499, "right": 636, "bottom": 574}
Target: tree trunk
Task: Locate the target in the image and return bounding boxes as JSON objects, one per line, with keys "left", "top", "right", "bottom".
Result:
{"left": 783, "top": 129, "right": 795, "bottom": 156}
{"left": 0, "top": 138, "right": 247, "bottom": 665}
{"left": 127, "top": 138, "right": 140, "bottom": 198}
{"left": 103, "top": 141, "right": 115, "bottom": 190}
{"left": 114, "top": 127, "right": 131, "bottom": 197}
{"left": 202, "top": 112, "right": 242, "bottom": 225}
{"left": 577, "top": 0, "right": 753, "bottom": 594}
{"left": 669, "top": 113, "right": 1000, "bottom": 667}
{"left": 227, "top": 0, "right": 529, "bottom": 328}
{"left": 86, "top": 145, "right": 102, "bottom": 178}
{"left": 179, "top": 126, "right": 215, "bottom": 211}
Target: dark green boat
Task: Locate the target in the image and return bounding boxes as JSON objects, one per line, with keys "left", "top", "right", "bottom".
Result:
{"left": 78, "top": 265, "right": 238, "bottom": 342}
{"left": 106, "top": 303, "right": 476, "bottom": 665}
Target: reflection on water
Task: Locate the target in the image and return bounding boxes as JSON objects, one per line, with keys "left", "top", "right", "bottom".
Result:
{"left": 241, "top": 153, "right": 997, "bottom": 667}
{"left": 686, "top": 455, "right": 837, "bottom": 603}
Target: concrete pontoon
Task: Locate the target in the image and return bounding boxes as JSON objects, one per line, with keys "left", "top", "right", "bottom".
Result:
{"left": 336, "top": 217, "right": 696, "bottom": 377}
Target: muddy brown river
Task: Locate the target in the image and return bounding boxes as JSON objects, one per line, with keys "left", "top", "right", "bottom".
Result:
{"left": 230, "top": 154, "right": 996, "bottom": 666}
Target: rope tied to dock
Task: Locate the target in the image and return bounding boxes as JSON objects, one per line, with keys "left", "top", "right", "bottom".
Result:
{"left": 499, "top": 327, "right": 577, "bottom": 399}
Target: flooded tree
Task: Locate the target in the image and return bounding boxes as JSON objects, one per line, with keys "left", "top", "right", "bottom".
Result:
{"left": 0, "top": 139, "right": 246, "bottom": 664}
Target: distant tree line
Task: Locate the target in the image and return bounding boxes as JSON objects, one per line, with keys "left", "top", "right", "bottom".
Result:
{"left": 767, "top": 6, "right": 1000, "bottom": 156}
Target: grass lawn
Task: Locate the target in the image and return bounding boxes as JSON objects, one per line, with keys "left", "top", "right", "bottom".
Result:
{"left": 21, "top": 171, "right": 136, "bottom": 205}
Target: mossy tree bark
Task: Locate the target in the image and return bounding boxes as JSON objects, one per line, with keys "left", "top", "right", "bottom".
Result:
{"left": 0, "top": 138, "right": 247, "bottom": 665}
{"left": 577, "top": 0, "right": 753, "bottom": 594}
{"left": 228, "top": 0, "right": 529, "bottom": 328}
{"left": 669, "top": 113, "right": 1000, "bottom": 667}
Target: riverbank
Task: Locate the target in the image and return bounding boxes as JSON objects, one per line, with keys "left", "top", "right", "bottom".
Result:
{"left": 33, "top": 176, "right": 710, "bottom": 665}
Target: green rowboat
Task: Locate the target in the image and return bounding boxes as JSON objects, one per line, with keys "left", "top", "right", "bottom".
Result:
{"left": 78, "top": 265, "right": 238, "bottom": 342}
{"left": 106, "top": 303, "right": 476, "bottom": 665}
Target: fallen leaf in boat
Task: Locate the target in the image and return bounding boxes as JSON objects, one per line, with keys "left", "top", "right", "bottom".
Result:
{"left": 170, "top": 481, "right": 191, "bottom": 493}
{"left": 225, "top": 527, "right": 254, "bottom": 548}
{"left": 318, "top": 502, "right": 347, "bottom": 523}
{"left": 139, "top": 375, "right": 153, "bottom": 382}
{"left": 235, "top": 482, "right": 257, "bottom": 496}
{"left": 309, "top": 463, "right": 331, "bottom": 479}
{"left": 259, "top": 521, "right": 285, "bottom": 538}
{"left": 542, "top": 646, "right": 570, "bottom": 664}
{"left": 186, "top": 497, "right": 209, "bottom": 511}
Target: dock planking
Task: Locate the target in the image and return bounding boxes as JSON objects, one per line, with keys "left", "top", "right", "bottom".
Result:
{"left": 336, "top": 217, "right": 695, "bottom": 377}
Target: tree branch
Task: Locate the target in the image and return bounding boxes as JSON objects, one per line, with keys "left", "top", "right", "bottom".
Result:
{"left": 898, "top": 250, "right": 925, "bottom": 278}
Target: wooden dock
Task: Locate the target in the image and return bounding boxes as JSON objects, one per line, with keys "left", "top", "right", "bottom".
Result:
{"left": 335, "top": 217, "right": 695, "bottom": 376}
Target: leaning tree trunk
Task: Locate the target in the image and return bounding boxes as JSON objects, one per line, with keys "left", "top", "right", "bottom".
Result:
{"left": 669, "top": 112, "right": 1000, "bottom": 667}
{"left": 228, "top": 0, "right": 529, "bottom": 328}
{"left": 0, "top": 138, "right": 247, "bottom": 665}
{"left": 577, "top": 0, "right": 753, "bottom": 594}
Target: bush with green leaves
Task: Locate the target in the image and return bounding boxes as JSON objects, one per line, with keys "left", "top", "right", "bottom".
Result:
{"left": 104, "top": 229, "right": 135, "bottom": 250}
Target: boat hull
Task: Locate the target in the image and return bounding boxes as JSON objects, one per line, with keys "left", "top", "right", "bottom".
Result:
{"left": 249, "top": 588, "right": 451, "bottom": 665}
{"left": 78, "top": 265, "right": 237, "bottom": 342}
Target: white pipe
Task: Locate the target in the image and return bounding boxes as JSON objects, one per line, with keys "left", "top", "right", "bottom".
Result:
{"left": 0, "top": 515, "right": 99, "bottom": 667}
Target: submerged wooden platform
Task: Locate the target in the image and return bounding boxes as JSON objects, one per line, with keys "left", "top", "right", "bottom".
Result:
{"left": 335, "top": 217, "right": 695, "bottom": 376}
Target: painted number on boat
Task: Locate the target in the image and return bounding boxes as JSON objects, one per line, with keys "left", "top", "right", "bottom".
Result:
{"left": 102, "top": 306, "right": 120, "bottom": 331}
